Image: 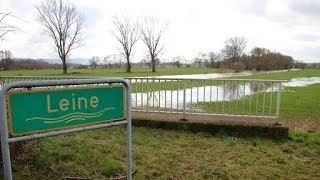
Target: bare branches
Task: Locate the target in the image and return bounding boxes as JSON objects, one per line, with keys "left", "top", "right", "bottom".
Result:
{"left": 112, "top": 16, "right": 139, "bottom": 73}
{"left": 222, "top": 36, "right": 247, "bottom": 62}
{"left": 36, "top": 0, "right": 84, "bottom": 74}
{"left": 0, "top": 12, "right": 20, "bottom": 41}
{"left": 140, "top": 17, "right": 167, "bottom": 72}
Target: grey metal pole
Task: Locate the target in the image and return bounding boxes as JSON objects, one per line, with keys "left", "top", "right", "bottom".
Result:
{"left": 0, "top": 87, "right": 13, "bottom": 180}
{"left": 276, "top": 82, "right": 282, "bottom": 125}
{"left": 124, "top": 80, "right": 133, "bottom": 180}
{"left": 182, "top": 84, "right": 187, "bottom": 120}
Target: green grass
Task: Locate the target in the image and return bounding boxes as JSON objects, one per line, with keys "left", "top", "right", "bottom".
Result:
{"left": 197, "top": 84, "right": 320, "bottom": 121}
{"left": 0, "top": 67, "right": 229, "bottom": 77}
{"left": 239, "top": 69, "right": 320, "bottom": 80}
{"left": 11, "top": 127, "right": 320, "bottom": 179}
{"left": 1, "top": 67, "right": 319, "bottom": 80}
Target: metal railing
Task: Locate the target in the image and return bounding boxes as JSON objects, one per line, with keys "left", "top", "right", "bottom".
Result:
{"left": 127, "top": 77, "right": 286, "bottom": 123}
{"left": 0, "top": 76, "right": 286, "bottom": 124}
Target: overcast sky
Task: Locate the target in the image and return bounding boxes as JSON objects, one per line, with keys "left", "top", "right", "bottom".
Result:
{"left": 0, "top": 0, "right": 320, "bottom": 63}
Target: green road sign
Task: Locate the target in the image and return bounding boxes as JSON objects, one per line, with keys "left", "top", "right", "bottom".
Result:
{"left": 8, "top": 86, "right": 125, "bottom": 135}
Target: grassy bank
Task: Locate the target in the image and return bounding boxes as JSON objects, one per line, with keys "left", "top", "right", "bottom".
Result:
{"left": 11, "top": 127, "right": 320, "bottom": 179}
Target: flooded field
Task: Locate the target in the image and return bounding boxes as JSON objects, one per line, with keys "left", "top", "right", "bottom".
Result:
{"left": 132, "top": 77, "right": 320, "bottom": 109}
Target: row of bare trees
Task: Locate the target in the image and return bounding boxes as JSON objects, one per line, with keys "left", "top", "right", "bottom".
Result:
{"left": 112, "top": 17, "right": 166, "bottom": 73}
{"left": 35, "top": 0, "right": 167, "bottom": 74}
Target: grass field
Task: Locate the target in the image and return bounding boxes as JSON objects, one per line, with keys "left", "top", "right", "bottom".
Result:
{"left": 11, "top": 127, "right": 320, "bottom": 179}
{"left": 2, "top": 68, "right": 320, "bottom": 179}
{"left": 238, "top": 69, "right": 320, "bottom": 80}
{"left": 1, "top": 67, "right": 319, "bottom": 79}
{"left": 0, "top": 67, "right": 230, "bottom": 77}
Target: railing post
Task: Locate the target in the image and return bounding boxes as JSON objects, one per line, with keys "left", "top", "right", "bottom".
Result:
{"left": 181, "top": 83, "right": 187, "bottom": 121}
{"left": 275, "top": 82, "right": 282, "bottom": 125}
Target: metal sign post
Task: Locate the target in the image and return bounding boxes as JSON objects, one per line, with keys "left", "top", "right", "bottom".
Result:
{"left": 0, "top": 78, "right": 132, "bottom": 180}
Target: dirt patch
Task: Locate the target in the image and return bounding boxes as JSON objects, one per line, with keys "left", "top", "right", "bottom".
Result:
{"left": 283, "top": 118, "right": 320, "bottom": 131}
{"left": 132, "top": 112, "right": 288, "bottom": 138}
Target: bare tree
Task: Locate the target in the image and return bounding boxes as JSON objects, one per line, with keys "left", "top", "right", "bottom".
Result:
{"left": 222, "top": 36, "right": 247, "bottom": 63}
{"left": 140, "top": 18, "right": 167, "bottom": 72}
{"left": 112, "top": 17, "right": 139, "bottom": 73}
{"left": 251, "top": 47, "right": 270, "bottom": 59}
{"left": 36, "top": 0, "right": 84, "bottom": 74}
{"left": 89, "top": 56, "right": 100, "bottom": 69}
{"left": 193, "top": 52, "right": 207, "bottom": 67}
{"left": 0, "top": 12, "right": 19, "bottom": 40}
{"left": 103, "top": 55, "right": 112, "bottom": 69}
{"left": 172, "top": 56, "right": 185, "bottom": 68}
{"left": 208, "top": 52, "right": 216, "bottom": 68}
{"left": 0, "top": 50, "right": 13, "bottom": 70}
{"left": 208, "top": 51, "right": 223, "bottom": 68}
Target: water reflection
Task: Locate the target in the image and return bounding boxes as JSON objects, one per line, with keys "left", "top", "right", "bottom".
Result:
{"left": 132, "top": 77, "right": 320, "bottom": 109}
{"left": 132, "top": 82, "right": 277, "bottom": 109}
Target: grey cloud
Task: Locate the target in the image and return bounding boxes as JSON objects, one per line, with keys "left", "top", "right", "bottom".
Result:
{"left": 289, "top": 0, "right": 320, "bottom": 17}
{"left": 80, "top": 7, "right": 104, "bottom": 28}
{"left": 295, "top": 34, "right": 320, "bottom": 42}
{"left": 237, "top": 0, "right": 268, "bottom": 17}
{"left": 291, "top": 46, "right": 320, "bottom": 62}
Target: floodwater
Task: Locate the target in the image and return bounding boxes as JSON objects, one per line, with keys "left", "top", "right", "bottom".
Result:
{"left": 132, "top": 77, "right": 320, "bottom": 109}
{"left": 138, "top": 69, "right": 296, "bottom": 80}
{"left": 283, "top": 77, "right": 320, "bottom": 87}
{"left": 142, "top": 71, "right": 252, "bottom": 79}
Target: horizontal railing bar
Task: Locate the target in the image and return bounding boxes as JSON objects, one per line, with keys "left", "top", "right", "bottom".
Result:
{"left": 133, "top": 110, "right": 278, "bottom": 119}
{"left": 9, "top": 120, "right": 127, "bottom": 143}
{"left": 126, "top": 77, "right": 288, "bottom": 82}
{"left": 0, "top": 76, "right": 97, "bottom": 80}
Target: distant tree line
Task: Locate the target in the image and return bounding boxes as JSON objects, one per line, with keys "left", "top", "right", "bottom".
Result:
{"left": 0, "top": 50, "right": 76, "bottom": 70}
{"left": 242, "top": 47, "right": 295, "bottom": 71}
{"left": 181, "top": 37, "right": 305, "bottom": 72}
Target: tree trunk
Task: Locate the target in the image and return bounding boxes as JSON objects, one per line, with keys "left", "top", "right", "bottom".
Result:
{"left": 62, "top": 56, "right": 67, "bottom": 74}
{"left": 2, "top": 60, "right": 6, "bottom": 71}
{"left": 126, "top": 56, "right": 131, "bottom": 73}
{"left": 3, "top": 59, "right": 9, "bottom": 70}
{"left": 151, "top": 57, "right": 156, "bottom": 72}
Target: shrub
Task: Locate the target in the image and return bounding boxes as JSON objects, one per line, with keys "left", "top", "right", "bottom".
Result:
{"left": 231, "top": 62, "right": 245, "bottom": 72}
